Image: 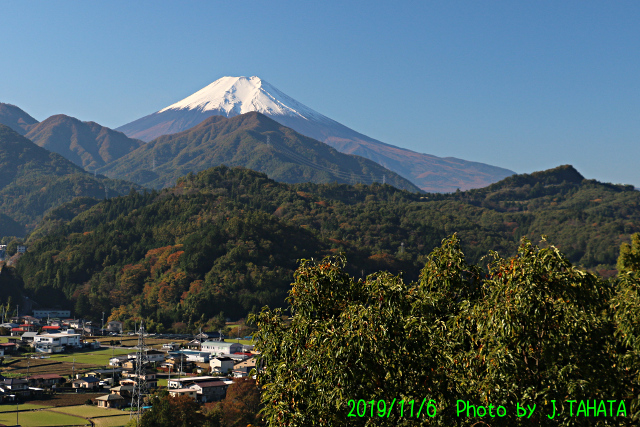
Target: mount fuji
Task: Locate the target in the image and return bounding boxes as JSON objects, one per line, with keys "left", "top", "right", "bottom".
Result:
{"left": 117, "top": 76, "right": 515, "bottom": 192}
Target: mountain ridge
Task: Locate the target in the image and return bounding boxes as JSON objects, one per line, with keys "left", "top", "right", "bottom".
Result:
{"left": 0, "top": 103, "right": 39, "bottom": 135}
{"left": 0, "top": 124, "right": 141, "bottom": 234}
{"left": 25, "top": 114, "right": 143, "bottom": 170}
{"left": 102, "top": 112, "right": 421, "bottom": 192}
{"left": 116, "top": 76, "right": 515, "bottom": 192}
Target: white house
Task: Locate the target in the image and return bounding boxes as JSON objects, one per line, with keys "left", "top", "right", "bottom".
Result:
{"left": 167, "top": 376, "right": 224, "bottom": 389}
{"left": 201, "top": 341, "right": 242, "bottom": 356}
{"left": 171, "top": 350, "right": 210, "bottom": 363}
{"left": 210, "top": 356, "right": 234, "bottom": 374}
{"left": 34, "top": 333, "right": 81, "bottom": 353}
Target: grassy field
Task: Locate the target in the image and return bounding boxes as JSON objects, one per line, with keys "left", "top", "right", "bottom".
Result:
{"left": 49, "top": 404, "right": 124, "bottom": 418}
{"left": 0, "top": 410, "right": 88, "bottom": 426}
{"left": 50, "top": 348, "right": 133, "bottom": 365}
{"left": 0, "top": 336, "right": 9, "bottom": 343}
{"left": 0, "top": 403, "right": 51, "bottom": 412}
{"left": 92, "top": 414, "right": 132, "bottom": 426}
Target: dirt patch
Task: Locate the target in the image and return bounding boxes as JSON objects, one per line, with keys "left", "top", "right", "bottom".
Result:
{"left": 27, "top": 392, "right": 104, "bottom": 407}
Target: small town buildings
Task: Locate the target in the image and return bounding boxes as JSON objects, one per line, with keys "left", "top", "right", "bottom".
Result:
{"left": 233, "top": 357, "right": 257, "bottom": 378}
{"left": 121, "top": 372, "right": 157, "bottom": 389}
{"left": 210, "top": 356, "right": 234, "bottom": 374}
{"left": 85, "top": 368, "right": 123, "bottom": 380}
{"left": 0, "top": 378, "right": 31, "bottom": 398}
{"left": 109, "top": 355, "right": 130, "bottom": 367}
{"left": 110, "top": 385, "right": 134, "bottom": 398}
{"left": 167, "top": 376, "right": 225, "bottom": 389}
{"left": 20, "top": 331, "right": 38, "bottom": 344}
{"left": 162, "top": 342, "right": 180, "bottom": 351}
{"left": 33, "top": 309, "right": 71, "bottom": 319}
{"left": 34, "top": 333, "right": 81, "bottom": 353}
{"left": 185, "top": 339, "right": 202, "bottom": 350}
{"left": 186, "top": 380, "right": 230, "bottom": 403}
{"left": 169, "top": 350, "right": 210, "bottom": 363}
{"left": 223, "top": 352, "right": 251, "bottom": 362}
{"left": 11, "top": 325, "right": 37, "bottom": 336}
{"left": 146, "top": 349, "right": 166, "bottom": 363}
{"left": 21, "top": 315, "right": 40, "bottom": 325}
{"left": 96, "top": 393, "right": 125, "bottom": 408}
{"left": 195, "top": 331, "right": 225, "bottom": 341}
{"left": 106, "top": 321, "right": 123, "bottom": 333}
{"left": 73, "top": 377, "right": 101, "bottom": 389}
{"left": 27, "top": 374, "right": 65, "bottom": 389}
{"left": 201, "top": 341, "right": 242, "bottom": 356}
{"left": 0, "top": 343, "right": 18, "bottom": 354}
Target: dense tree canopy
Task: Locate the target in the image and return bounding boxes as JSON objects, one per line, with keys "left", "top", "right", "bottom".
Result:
{"left": 13, "top": 165, "right": 640, "bottom": 331}
{"left": 253, "top": 236, "right": 637, "bottom": 426}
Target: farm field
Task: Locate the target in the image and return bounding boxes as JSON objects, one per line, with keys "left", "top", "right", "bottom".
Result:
{"left": 0, "top": 403, "right": 131, "bottom": 426}
{"left": 0, "top": 409, "right": 87, "bottom": 426}
{"left": 1, "top": 357, "right": 95, "bottom": 377}
{"left": 29, "top": 393, "right": 104, "bottom": 407}
{"left": 48, "top": 404, "right": 124, "bottom": 418}
{"left": 0, "top": 403, "right": 50, "bottom": 412}
{"left": 50, "top": 348, "right": 132, "bottom": 365}
{"left": 92, "top": 414, "right": 132, "bottom": 426}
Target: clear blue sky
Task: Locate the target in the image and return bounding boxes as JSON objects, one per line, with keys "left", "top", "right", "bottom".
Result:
{"left": 2, "top": 1, "right": 639, "bottom": 186}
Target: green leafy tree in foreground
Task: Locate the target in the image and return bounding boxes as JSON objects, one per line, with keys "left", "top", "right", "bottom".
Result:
{"left": 617, "top": 233, "right": 640, "bottom": 274}
{"left": 253, "top": 236, "right": 628, "bottom": 426}
{"left": 611, "top": 232, "right": 640, "bottom": 420}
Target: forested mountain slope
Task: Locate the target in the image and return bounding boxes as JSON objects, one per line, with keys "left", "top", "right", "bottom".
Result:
{"left": 15, "top": 164, "right": 639, "bottom": 331}
{"left": 102, "top": 112, "right": 419, "bottom": 192}
{"left": 0, "top": 103, "right": 38, "bottom": 135}
{"left": 0, "top": 125, "right": 140, "bottom": 235}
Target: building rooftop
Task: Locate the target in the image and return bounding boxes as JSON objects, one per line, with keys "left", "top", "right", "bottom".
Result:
{"left": 96, "top": 394, "right": 125, "bottom": 401}
{"left": 202, "top": 341, "right": 238, "bottom": 346}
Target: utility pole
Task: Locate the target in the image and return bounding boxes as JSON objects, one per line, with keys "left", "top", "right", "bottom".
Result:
{"left": 130, "top": 321, "right": 148, "bottom": 424}
{"left": 102, "top": 312, "right": 105, "bottom": 336}
{"left": 72, "top": 358, "right": 76, "bottom": 380}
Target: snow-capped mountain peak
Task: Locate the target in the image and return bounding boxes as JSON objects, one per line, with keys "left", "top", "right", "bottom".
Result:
{"left": 117, "top": 75, "right": 515, "bottom": 192}
{"left": 159, "top": 76, "right": 327, "bottom": 122}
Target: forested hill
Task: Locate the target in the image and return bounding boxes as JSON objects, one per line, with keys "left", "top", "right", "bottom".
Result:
{"left": 98, "top": 112, "right": 420, "bottom": 192}
{"left": 0, "top": 125, "right": 141, "bottom": 235}
{"left": 13, "top": 164, "right": 639, "bottom": 331}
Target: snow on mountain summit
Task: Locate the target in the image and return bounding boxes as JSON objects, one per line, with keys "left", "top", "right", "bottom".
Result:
{"left": 159, "top": 76, "right": 328, "bottom": 122}
{"left": 117, "top": 75, "right": 516, "bottom": 192}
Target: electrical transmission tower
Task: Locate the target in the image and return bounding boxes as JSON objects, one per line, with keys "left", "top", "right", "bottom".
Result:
{"left": 130, "top": 321, "right": 148, "bottom": 424}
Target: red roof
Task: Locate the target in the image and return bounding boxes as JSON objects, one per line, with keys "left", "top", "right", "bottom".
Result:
{"left": 0, "top": 343, "right": 17, "bottom": 347}
{"left": 42, "top": 326, "right": 61, "bottom": 330}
